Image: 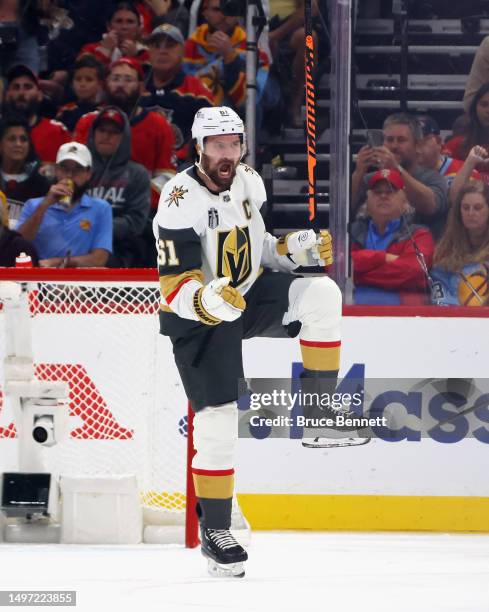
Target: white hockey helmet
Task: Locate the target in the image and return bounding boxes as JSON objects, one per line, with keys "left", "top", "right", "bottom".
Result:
{"left": 191, "top": 106, "right": 246, "bottom": 154}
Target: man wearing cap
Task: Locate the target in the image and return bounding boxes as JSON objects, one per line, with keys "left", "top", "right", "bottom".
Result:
{"left": 86, "top": 106, "right": 151, "bottom": 267}
{"left": 183, "top": 0, "right": 270, "bottom": 111}
{"left": 352, "top": 112, "right": 448, "bottom": 238}
{"left": 141, "top": 24, "right": 214, "bottom": 160}
{"left": 416, "top": 114, "right": 480, "bottom": 189}
{"left": 16, "top": 142, "right": 112, "bottom": 267}
{"left": 3, "top": 65, "right": 70, "bottom": 165}
{"left": 74, "top": 57, "right": 175, "bottom": 209}
{"left": 351, "top": 168, "right": 434, "bottom": 305}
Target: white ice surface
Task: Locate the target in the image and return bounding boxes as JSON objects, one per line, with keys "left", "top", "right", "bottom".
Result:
{"left": 1, "top": 532, "right": 488, "bottom": 612}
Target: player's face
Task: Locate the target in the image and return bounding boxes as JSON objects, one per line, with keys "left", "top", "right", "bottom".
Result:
{"left": 148, "top": 37, "right": 184, "bottom": 72}
{"left": 460, "top": 192, "right": 489, "bottom": 233}
{"left": 476, "top": 92, "right": 489, "bottom": 129}
{"left": 93, "top": 122, "right": 124, "bottom": 158}
{"left": 416, "top": 134, "right": 441, "bottom": 169}
{"left": 5, "top": 76, "right": 42, "bottom": 113}
{"left": 201, "top": 134, "right": 242, "bottom": 189}
{"left": 73, "top": 67, "right": 101, "bottom": 102}
{"left": 0, "top": 126, "right": 30, "bottom": 164}
{"left": 383, "top": 124, "right": 416, "bottom": 166}
{"left": 106, "top": 65, "right": 141, "bottom": 104}
{"left": 367, "top": 180, "right": 406, "bottom": 220}
{"left": 109, "top": 9, "right": 141, "bottom": 42}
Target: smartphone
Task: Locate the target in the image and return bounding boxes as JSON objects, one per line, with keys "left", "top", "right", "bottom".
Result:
{"left": 366, "top": 129, "right": 384, "bottom": 148}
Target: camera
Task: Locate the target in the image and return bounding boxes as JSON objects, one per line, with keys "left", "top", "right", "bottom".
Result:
{"left": 32, "top": 415, "right": 56, "bottom": 447}
{"left": 219, "top": 0, "right": 246, "bottom": 17}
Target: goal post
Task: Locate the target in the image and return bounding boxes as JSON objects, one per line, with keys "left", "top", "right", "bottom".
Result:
{"left": 0, "top": 268, "right": 199, "bottom": 546}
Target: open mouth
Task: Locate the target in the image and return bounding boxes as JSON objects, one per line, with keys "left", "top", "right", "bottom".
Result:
{"left": 218, "top": 162, "right": 232, "bottom": 179}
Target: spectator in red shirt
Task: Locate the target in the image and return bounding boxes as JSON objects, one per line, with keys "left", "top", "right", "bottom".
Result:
{"left": 74, "top": 57, "right": 175, "bottom": 209}
{"left": 351, "top": 169, "right": 434, "bottom": 305}
{"left": 3, "top": 65, "right": 70, "bottom": 166}
{"left": 444, "top": 82, "right": 489, "bottom": 170}
{"left": 78, "top": 1, "right": 150, "bottom": 71}
{"left": 448, "top": 145, "right": 489, "bottom": 207}
{"left": 141, "top": 24, "right": 214, "bottom": 161}
{"left": 56, "top": 56, "right": 106, "bottom": 132}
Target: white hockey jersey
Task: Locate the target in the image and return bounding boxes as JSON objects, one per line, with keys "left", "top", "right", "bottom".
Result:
{"left": 153, "top": 163, "right": 296, "bottom": 322}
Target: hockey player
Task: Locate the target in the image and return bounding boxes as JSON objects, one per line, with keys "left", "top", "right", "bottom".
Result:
{"left": 154, "top": 106, "right": 342, "bottom": 577}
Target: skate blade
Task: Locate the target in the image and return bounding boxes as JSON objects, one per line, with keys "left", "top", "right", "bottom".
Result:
{"left": 302, "top": 436, "right": 371, "bottom": 448}
{"left": 206, "top": 558, "right": 246, "bottom": 578}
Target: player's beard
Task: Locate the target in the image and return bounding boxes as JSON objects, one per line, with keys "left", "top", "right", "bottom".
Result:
{"left": 106, "top": 90, "right": 140, "bottom": 117}
{"left": 201, "top": 153, "right": 238, "bottom": 191}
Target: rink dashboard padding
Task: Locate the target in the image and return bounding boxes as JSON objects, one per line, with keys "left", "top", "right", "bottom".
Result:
{"left": 1, "top": 269, "right": 488, "bottom": 533}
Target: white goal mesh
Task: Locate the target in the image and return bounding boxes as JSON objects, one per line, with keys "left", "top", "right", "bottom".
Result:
{"left": 0, "top": 271, "right": 195, "bottom": 541}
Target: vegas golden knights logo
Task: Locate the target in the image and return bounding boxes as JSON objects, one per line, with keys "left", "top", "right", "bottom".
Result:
{"left": 216, "top": 225, "right": 252, "bottom": 287}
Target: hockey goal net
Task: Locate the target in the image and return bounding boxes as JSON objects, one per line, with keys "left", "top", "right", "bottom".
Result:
{"left": 0, "top": 268, "right": 198, "bottom": 546}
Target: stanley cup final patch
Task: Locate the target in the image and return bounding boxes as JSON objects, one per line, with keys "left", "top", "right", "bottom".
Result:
{"left": 208, "top": 207, "right": 219, "bottom": 229}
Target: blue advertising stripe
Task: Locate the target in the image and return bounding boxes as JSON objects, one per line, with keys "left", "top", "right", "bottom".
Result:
{"left": 237, "top": 494, "right": 489, "bottom": 532}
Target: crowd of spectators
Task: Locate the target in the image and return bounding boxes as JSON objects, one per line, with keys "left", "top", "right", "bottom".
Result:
{"left": 1, "top": 1, "right": 487, "bottom": 310}
{"left": 346, "top": 12, "right": 489, "bottom": 308}
{"left": 350, "top": 93, "right": 489, "bottom": 307}
{"left": 0, "top": 0, "right": 307, "bottom": 270}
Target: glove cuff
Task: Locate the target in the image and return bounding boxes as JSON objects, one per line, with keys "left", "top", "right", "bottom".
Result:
{"left": 193, "top": 287, "right": 221, "bottom": 326}
{"left": 276, "top": 233, "right": 293, "bottom": 256}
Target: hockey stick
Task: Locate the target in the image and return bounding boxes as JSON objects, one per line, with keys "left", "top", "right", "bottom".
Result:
{"left": 304, "top": 0, "right": 317, "bottom": 226}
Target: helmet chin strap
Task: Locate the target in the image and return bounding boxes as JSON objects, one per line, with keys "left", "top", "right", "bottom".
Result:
{"left": 196, "top": 146, "right": 212, "bottom": 182}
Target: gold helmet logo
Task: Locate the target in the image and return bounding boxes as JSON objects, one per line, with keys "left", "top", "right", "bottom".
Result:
{"left": 217, "top": 225, "right": 251, "bottom": 287}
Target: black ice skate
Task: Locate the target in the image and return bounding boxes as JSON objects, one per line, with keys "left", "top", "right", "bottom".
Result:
{"left": 201, "top": 527, "right": 248, "bottom": 578}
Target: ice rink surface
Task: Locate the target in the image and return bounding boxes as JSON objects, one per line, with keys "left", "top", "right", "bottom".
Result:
{"left": 1, "top": 532, "right": 488, "bottom": 612}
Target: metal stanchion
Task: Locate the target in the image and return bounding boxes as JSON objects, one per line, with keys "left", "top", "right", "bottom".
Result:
{"left": 329, "top": 0, "right": 352, "bottom": 294}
